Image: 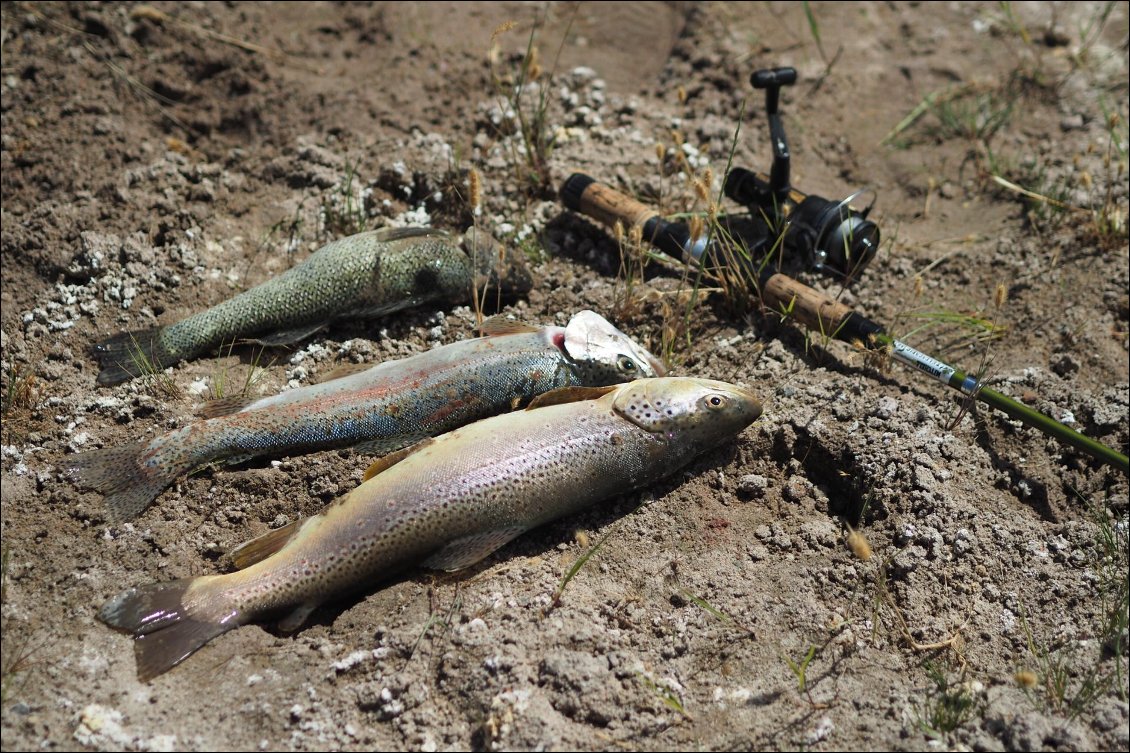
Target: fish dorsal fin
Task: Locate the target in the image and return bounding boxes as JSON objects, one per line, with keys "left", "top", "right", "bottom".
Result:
{"left": 229, "top": 518, "right": 305, "bottom": 570}
{"left": 315, "top": 360, "right": 374, "bottom": 384}
{"left": 245, "top": 321, "right": 328, "bottom": 348}
{"left": 421, "top": 526, "right": 529, "bottom": 572}
{"left": 526, "top": 385, "right": 618, "bottom": 410}
{"left": 478, "top": 315, "right": 541, "bottom": 336}
{"left": 372, "top": 226, "right": 450, "bottom": 243}
{"left": 362, "top": 437, "right": 434, "bottom": 482}
{"left": 195, "top": 394, "right": 258, "bottom": 419}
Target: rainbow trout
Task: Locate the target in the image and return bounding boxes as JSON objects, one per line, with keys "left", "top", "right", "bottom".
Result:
{"left": 99, "top": 376, "right": 762, "bottom": 680}
{"left": 93, "top": 227, "right": 532, "bottom": 385}
{"left": 67, "top": 310, "right": 665, "bottom": 522}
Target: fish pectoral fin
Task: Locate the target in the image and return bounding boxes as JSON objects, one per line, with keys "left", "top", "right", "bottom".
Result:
{"left": 362, "top": 438, "right": 434, "bottom": 482}
{"left": 372, "top": 226, "right": 451, "bottom": 243}
{"left": 421, "top": 527, "right": 529, "bottom": 572}
{"left": 277, "top": 603, "right": 318, "bottom": 633}
{"left": 228, "top": 518, "right": 306, "bottom": 570}
{"left": 526, "top": 385, "right": 619, "bottom": 410}
{"left": 351, "top": 438, "right": 398, "bottom": 455}
{"left": 246, "top": 321, "right": 329, "bottom": 348}
{"left": 477, "top": 315, "right": 541, "bottom": 336}
{"left": 195, "top": 394, "right": 258, "bottom": 419}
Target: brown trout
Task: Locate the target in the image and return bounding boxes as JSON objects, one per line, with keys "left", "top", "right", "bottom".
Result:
{"left": 93, "top": 226, "right": 531, "bottom": 385}
{"left": 99, "top": 376, "right": 761, "bottom": 680}
{"left": 67, "top": 310, "right": 665, "bottom": 522}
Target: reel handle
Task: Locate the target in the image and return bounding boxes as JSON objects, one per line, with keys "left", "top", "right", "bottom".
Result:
{"left": 750, "top": 66, "right": 797, "bottom": 198}
{"left": 750, "top": 66, "right": 797, "bottom": 115}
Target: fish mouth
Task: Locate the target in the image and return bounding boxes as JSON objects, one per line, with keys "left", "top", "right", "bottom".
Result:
{"left": 711, "top": 380, "right": 763, "bottom": 418}
{"left": 676, "top": 378, "right": 763, "bottom": 422}
{"left": 562, "top": 310, "right": 668, "bottom": 378}
{"left": 612, "top": 377, "right": 763, "bottom": 433}
{"left": 640, "top": 348, "right": 668, "bottom": 378}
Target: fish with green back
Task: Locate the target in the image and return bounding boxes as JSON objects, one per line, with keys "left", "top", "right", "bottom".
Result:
{"left": 93, "top": 226, "right": 531, "bottom": 385}
{"left": 67, "top": 310, "right": 665, "bottom": 522}
{"left": 99, "top": 376, "right": 762, "bottom": 681}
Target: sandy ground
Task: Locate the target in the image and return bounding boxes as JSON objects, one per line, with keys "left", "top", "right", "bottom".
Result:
{"left": 1, "top": 2, "right": 1128, "bottom": 751}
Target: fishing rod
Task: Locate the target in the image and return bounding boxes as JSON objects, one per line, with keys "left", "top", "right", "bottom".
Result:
{"left": 559, "top": 172, "right": 1130, "bottom": 476}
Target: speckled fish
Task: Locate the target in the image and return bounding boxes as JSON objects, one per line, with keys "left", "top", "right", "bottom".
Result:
{"left": 98, "top": 376, "right": 762, "bottom": 680}
{"left": 67, "top": 310, "right": 665, "bottom": 522}
{"left": 93, "top": 226, "right": 532, "bottom": 385}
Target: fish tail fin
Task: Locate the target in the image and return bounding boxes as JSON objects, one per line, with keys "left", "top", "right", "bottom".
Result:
{"left": 93, "top": 328, "right": 171, "bottom": 386}
{"left": 65, "top": 440, "right": 186, "bottom": 522}
{"left": 99, "top": 577, "right": 240, "bottom": 682}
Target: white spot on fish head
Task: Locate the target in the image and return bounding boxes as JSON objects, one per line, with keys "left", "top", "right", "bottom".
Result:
{"left": 612, "top": 377, "right": 763, "bottom": 444}
{"left": 562, "top": 310, "right": 667, "bottom": 383}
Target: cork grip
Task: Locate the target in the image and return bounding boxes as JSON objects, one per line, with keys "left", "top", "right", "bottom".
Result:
{"left": 561, "top": 173, "right": 658, "bottom": 233}
{"left": 761, "top": 273, "right": 855, "bottom": 337}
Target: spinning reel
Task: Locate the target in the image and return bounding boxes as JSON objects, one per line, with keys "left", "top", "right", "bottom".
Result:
{"left": 725, "top": 67, "right": 880, "bottom": 282}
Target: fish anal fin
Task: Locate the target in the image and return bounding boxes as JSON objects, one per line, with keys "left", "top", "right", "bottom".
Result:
{"left": 362, "top": 438, "right": 434, "bottom": 482}
{"left": 421, "top": 527, "right": 528, "bottom": 572}
{"left": 195, "top": 394, "right": 258, "bottom": 419}
{"left": 277, "top": 603, "right": 318, "bottom": 633}
{"left": 478, "top": 315, "right": 541, "bottom": 336}
{"left": 246, "top": 321, "right": 328, "bottom": 348}
{"left": 526, "top": 385, "right": 618, "bottom": 410}
{"left": 229, "top": 519, "right": 305, "bottom": 570}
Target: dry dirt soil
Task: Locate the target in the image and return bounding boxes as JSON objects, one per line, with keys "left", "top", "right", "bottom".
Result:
{"left": 2, "top": 2, "right": 1128, "bottom": 751}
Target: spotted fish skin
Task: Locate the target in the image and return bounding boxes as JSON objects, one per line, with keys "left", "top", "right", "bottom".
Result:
{"left": 98, "top": 376, "right": 761, "bottom": 680}
{"left": 93, "top": 227, "right": 531, "bottom": 385}
{"left": 67, "top": 310, "right": 665, "bottom": 522}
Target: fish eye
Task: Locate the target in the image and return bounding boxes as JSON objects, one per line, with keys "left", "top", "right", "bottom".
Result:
{"left": 617, "top": 355, "right": 637, "bottom": 373}
{"left": 703, "top": 394, "right": 727, "bottom": 410}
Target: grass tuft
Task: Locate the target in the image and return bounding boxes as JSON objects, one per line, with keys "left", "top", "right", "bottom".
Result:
{"left": 1, "top": 543, "right": 45, "bottom": 705}
{"left": 488, "top": 13, "right": 575, "bottom": 198}
{"left": 126, "top": 333, "right": 184, "bottom": 402}
{"left": 784, "top": 645, "right": 818, "bottom": 694}
{"left": 208, "top": 342, "right": 274, "bottom": 402}
{"left": 1, "top": 363, "right": 40, "bottom": 432}
{"left": 916, "top": 659, "right": 982, "bottom": 739}
{"left": 636, "top": 673, "right": 692, "bottom": 719}
{"left": 320, "top": 158, "right": 368, "bottom": 239}
{"left": 407, "top": 584, "right": 461, "bottom": 663}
